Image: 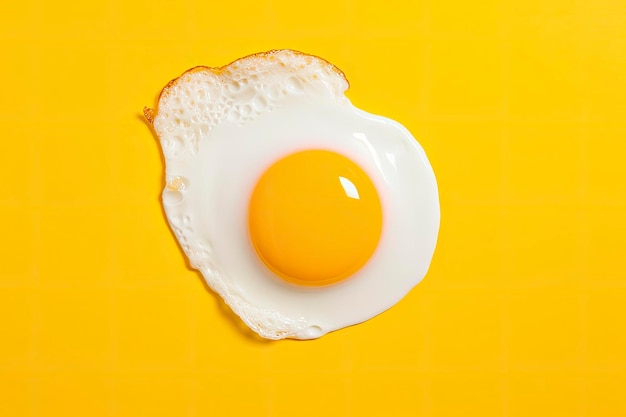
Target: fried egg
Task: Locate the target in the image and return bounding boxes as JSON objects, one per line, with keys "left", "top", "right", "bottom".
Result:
{"left": 144, "top": 50, "right": 439, "bottom": 340}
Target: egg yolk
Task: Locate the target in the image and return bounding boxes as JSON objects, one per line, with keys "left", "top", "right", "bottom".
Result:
{"left": 248, "top": 150, "right": 383, "bottom": 286}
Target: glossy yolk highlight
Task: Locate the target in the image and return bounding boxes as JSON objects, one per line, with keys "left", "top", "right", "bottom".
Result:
{"left": 248, "top": 150, "right": 383, "bottom": 286}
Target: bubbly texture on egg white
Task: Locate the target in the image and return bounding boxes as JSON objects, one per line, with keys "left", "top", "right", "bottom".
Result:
{"left": 148, "top": 51, "right": 349, "bottom": 156}
{"left": 145, "top": 50, "right": 440, "bottom": 340}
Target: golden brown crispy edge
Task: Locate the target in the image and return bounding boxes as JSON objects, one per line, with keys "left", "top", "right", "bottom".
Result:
{"left": 143, "top": 49, "right": 348, "bottom": 126}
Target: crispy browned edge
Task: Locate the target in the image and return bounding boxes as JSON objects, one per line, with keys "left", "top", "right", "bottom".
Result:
{"left": 142, "top": 49, "right": 349, "bottom": 125}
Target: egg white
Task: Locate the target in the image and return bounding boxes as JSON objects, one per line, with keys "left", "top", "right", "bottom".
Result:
{"left": 151, "top": 50, "right": 439, "bottom": 339}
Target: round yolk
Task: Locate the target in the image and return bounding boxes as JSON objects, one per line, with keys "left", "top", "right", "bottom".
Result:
{"left": 248, "top": 150, "right": 383, "bottom": 287}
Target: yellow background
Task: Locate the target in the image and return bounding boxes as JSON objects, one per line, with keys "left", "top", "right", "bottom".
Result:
{"left": 2, "top": 0, "right": 626, "bottom": 415}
